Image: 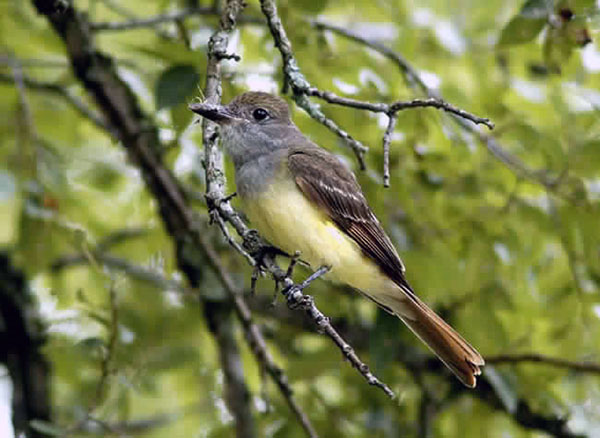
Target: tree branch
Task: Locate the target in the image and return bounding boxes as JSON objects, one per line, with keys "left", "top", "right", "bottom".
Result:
{"left": 0, "top": 252, "right": 52, "bottom": 438}
{"left": 52, "top": 251, "right": 198, "bottom": 299}
{"left": 89, "top": 6, "right": 263, "bottom": 32}
{"left": 258, "top": 1, "right": 494, "bottom": 177}
{"left": 32, "top": 2, "right": 264, "bottom": 437}
{"left": 199, "top": 1, "right": 320, "bottom": 436}
{"left": 261, "top": 301, "right": 588, "bottom": 438}
{"left": 468, "top": 378, "right": 585, "bottom": 438}
{"left": 313, "top": 20, "right": 580, "bottom": 196}
{"left": 0, "top": 71, "right": 113, "bottom": 136}
{"left": 90, "top": 6, "right": 216, "bottom": 31}
{"left": 91, "top": 283, "right": 119, "bottom": 411}
{"left": 205, "top": 301, "right": 255, "bottom": 438}
{"left": 311, "top": 20, "right": 428, "bottom": 93}
{"left": 486, "top": 354, "right": 600, "bottom": 375}
{"left": 52, "top": 250, "right": 596, "bottom": 438}
{"left": 305, "top": 88, "right": 494, "bottom": 129}
{"left": 258, "top": 0, "right": 368, "bottom": 168}
{"left": 199, "top": 133, "right": 395, "bottom": 403}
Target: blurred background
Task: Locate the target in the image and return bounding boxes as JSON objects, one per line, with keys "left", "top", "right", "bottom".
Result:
{"left": 1, "top": 0, "right": 599, "bottom": 437}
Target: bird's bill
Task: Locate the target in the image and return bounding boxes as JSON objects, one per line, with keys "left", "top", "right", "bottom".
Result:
{"left": 188, "top": 102, "right": 233, "bottom": 123}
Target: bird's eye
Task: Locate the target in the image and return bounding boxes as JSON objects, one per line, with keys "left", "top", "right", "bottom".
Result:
{"left": 252, "top": 108, "right": 269, "bottom": 121}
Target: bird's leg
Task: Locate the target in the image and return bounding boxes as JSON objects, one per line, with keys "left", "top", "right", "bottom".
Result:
{"left": 244, "top": 229, "right": 289, "bottom": 296}
{"left": 268, "top": 251, "right": 302, "bottom": 305}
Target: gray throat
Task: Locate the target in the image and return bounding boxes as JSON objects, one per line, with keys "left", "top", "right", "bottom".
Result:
{"left": 220, "top": 122, "right": 304, "bottom": 198}
{"left": 233, "top": 150, "right": 287, "bottom": 198}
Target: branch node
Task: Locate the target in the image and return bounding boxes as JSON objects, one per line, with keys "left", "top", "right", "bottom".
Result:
{"left": 213, "top": 50, "right": 241, "bottom": 61}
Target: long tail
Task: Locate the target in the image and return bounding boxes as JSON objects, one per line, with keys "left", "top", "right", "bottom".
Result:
{"left": 373, "top": 289, "right": 484, "bottom": 387}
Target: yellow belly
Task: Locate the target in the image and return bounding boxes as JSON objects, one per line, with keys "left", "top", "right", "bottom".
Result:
{"left": 242, "top": 177, "right": 390, "bottom": 292}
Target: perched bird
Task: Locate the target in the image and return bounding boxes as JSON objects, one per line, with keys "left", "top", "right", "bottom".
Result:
{"left": 190, "top": 92, "right": 484, "bottom": 387}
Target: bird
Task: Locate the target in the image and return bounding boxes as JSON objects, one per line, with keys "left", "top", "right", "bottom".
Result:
{"left": 190, "top": 91, "right": 484, "bottom": 387}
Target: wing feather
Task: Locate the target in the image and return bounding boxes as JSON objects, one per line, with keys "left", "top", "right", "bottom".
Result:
{"left": 288, "top": 144, "right": 415, "bottom": 297}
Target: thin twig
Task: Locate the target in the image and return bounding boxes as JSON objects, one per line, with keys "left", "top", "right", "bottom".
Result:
{"left": 390, "top": 98, "right": 493, "bottom": 128}
{"left": 382, "top": 114, "right": 397, "bottom": 187}
{"left": 0, "top": 72, "right": 113, "bottom": 135}
{"left": 0, "top": 55, "right": 69, "bottom": 68}
{"left": 194, "top": 0, "right": 398, "bottom": 403}
{"left": 93, "top": 0, "right": 174, "bottom": 39}
{"left": 259, "top": 0, "right": 494, "bottom": 179}
{"left": 259, "top": 0, "right": 368, "bottom": 169}
{"left": 313, "top": 21, "right": 582, "bottom": 196}
{"left": 51, "top": 252, "right": 196, "bottom": 298}
{"left": 209, "top": 204, "right": 256, "bottom": 266}
{"left": 90, "top": 6, "right": 216, "bottom": 31}
{"left": 95, "top": 228, "right": 148, "bottom": 252}
{"left": 8, "top": 58, "right": 38, "bottom": 141}
{"left": 307, "top": 88, "right": 494, "bottom": 129}
{"left": 199, "top": 1, "right": 319, "bottom": 436}
{"left": 473, "top": 126, "right": 559, "bottom": 190}
{"left": 259, "top": 254, "right": 396, "bottom": 400}
{"left": 90, "top": 7, "right": 263, "bottom": 32}
{"left": 198, "top": 3, "right": 397, "bottom": 430}
{"left": 486, "top": 354, "right": 600, "bottom": 375}
{"left": 33, "top": 3, "right": 275, "bottom": 438}
{"left": 281, "top": 265, "right": 395, "bottom": 398}
{"left": 92, "top": 283, "right": 119, "bottom": 409}
{"left": 311, "top": 20, "right": 428, "bottom": 93}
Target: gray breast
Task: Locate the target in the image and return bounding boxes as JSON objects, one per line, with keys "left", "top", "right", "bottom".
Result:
{"left": 234, "top": 149, "right": 288, "bottom": 199}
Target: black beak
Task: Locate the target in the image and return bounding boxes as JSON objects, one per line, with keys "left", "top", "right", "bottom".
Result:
{"left": 189, "top": 102, "right": 233, "bottom": 123}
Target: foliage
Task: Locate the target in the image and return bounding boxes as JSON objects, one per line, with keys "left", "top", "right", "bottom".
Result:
{"left": 1, "top": 0, "right": 599, "bottom": 437}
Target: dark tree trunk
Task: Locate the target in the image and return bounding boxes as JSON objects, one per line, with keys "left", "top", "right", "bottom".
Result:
{"left": 0, "top": 252, "right": 51, "bottom": 438}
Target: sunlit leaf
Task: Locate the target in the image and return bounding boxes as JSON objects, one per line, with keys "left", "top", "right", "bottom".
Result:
{"left": 498, "top": 0, "right": 553, "bottom": 46}
{"left": 498, "top": 17, "right": 547, "bottom": 46}
{"left": 570, "top": 140, "right": 600, "bottom": 175}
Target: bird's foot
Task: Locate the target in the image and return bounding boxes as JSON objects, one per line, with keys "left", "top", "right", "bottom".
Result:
{"left": 246, "top": 229, "right": 289, "bottom": 296}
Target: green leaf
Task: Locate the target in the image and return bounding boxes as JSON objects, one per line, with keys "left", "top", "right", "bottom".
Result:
{"left": 77, "top": 336, "right": 105, "bottom": 350}
{"left": 498, "top": 0, "right": 553, "bottom": 46}
{"left": 543, "top": 14, "right": 591, "bottom": 71}
{"left": 29, "top": 420, "right": 64, "bottom": 437}
{"left": 570, "top": 140, "right": 600, "bottom": 176}
{"left": 155, "top": 65, "right": 200, "bottom": 110}
{"left": 292, "top": 0, "right": 329, "bottom": 13}
{"left": 171, "top": 103, "right": 194, "bottom": 135}
{"left": 498, "top": 16, "right": 547, "bottom": 46}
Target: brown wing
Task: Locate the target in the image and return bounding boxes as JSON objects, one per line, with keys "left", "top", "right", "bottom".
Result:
{"left": 288, "top": 145, "right": 486, "bottom": 387}
{"left": 287, "top": 144, "right": 415, "bottom": 296}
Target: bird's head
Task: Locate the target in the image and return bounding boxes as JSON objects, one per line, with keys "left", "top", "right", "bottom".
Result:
{"left": 189, "top": 91, "right": 292, "bottom": 126}
{"left": 190, "top": 91, "right": 297, "bottom": 167}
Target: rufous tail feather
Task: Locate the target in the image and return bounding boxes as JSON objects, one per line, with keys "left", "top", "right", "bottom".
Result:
{"left": 384, "top": 291, "right": 484, "bottom": 387}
